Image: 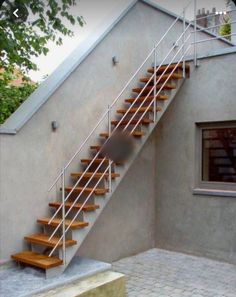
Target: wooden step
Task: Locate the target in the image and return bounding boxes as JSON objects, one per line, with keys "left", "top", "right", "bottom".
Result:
{"left": 37, "top": 217, "right": 89, "bottom": 230}
{"left": 111, "top": 119, "right": 153, "bottom": 126}
{"left": 81, "top": 158, "right": 123, "bottom": 165}
{"left": 148, "top": 63, "right": 190, "bottom": 74}
{"left": 125, "top": 95, "right": 168, "bottom": 104}
{"left": 11, "top": 251, "right": 63, "bottom": 269}
{"left": 117, "top": 106, "right": 162, "bottom": 115}
{"left": 64, "top": 186, "right": 108, "bottom": 195}
{"left": 24, "top": 233, "right": 77, "bottom": 248}
{"left": 100, "top": 131, "right": 145, "bottom": 138}
{"left": 132, "top": 84, "right": 176, "bottom": 94}
{"left": 49, "top": 201, "right": 100, "bottom": 212}
{"left": 71, "top": 172, "right": 120, "bottom": 179}
{"left": 140, "top": 73, "right": 183, "bottom": 83}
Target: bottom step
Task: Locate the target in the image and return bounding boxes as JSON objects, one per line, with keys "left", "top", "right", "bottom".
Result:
{"left": 11, "top": 251, "right": 63, "bottom": 269}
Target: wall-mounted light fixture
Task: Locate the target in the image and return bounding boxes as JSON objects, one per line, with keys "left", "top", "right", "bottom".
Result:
{"left": 51, "top": 121, "right": 59, "bottom": 131}
{"left": 112, "top": 56, "right": 119, "bottom": 66}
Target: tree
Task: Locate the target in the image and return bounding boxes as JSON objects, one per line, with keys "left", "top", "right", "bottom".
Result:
{"left": 0, "top": 0, "right": 85, "bottom": 74}
{"left": 0, "top": 0, "right": 85, "bottom": 124}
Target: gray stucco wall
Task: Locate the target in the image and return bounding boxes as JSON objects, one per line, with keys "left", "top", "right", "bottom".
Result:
{"left": 154, "top": 54, "right": 236, "bottom": 264}
{"left": 0, "top": 1, "right": 174, "bottom": 261}
{"left": 0, "top": 1, "right": 232, "bottom": 262}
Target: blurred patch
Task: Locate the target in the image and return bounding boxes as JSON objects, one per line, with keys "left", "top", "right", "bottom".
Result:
{"left": 101, "top": 131, "right": 134, "bottom": 163}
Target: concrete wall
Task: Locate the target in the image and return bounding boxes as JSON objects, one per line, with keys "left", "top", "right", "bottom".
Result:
{"left": 0, "top": 1, "right": 232, "bottom": 261}
{"left": 154, "top": 54, "right": 236, "bottom": 264}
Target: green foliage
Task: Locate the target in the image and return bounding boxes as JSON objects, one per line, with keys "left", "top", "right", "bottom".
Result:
{"left": 0, "top": 0, "right": 85, "bottom": 124}
{"left": 219, "top": 16, "right": 231, "bottom": 40}
{"left": 0, "top": 69, "right": 38, "bottom": 124}
{"left": 0, "top": 0, "right": 85, "bottom": 73}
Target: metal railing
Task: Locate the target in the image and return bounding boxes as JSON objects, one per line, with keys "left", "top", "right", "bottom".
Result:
{"left": 46, "top": 0, "right": 236, "bottom": 264}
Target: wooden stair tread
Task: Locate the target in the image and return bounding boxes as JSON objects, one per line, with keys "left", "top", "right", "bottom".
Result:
{"left": 148, "top": 63, "right": 190, "bottom": 74}
{"left": 117, "top": 106, "right": 162, "bottom": 114}
{"left": 49, "top": 201, "right": 100, "bottom": 212}
{"left": 140, "top": 73, "right": 183, "bottom": 83}
{"left": 111, "top": 119, "right": 153, "bottom": 126}
{"left": 24, "top": 233, "right": 77, "bottom": 248}
{"left": 100, "top": 131, "right": 145, "bottom": 138}
{"left": 81, "top": 158, "right": 123, "bottom": 165}
{"left": 125, "top": 95, "right": 168, "bottom": 104}
{"left": 132, "top": 84, "right": 176, "bottom": 93}
{"left": 11, "top": 251, "right": 63, "bottom": 269}
{"left": 37, "top": 217, "right": 89, "bottom": 230}
{"left": 71, "top": 172, "right": 120, "bottom": 179}
{"left": 64, "top": 186, "right": 108, "bottom": 195}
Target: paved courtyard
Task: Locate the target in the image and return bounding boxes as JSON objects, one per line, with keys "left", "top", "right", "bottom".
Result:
{"left": 112, "top": 249, "right": 236, "bottom": 297}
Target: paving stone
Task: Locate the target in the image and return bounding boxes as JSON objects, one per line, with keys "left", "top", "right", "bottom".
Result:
{"left": 112, "top": 248, "right": 236, "bottom": 297}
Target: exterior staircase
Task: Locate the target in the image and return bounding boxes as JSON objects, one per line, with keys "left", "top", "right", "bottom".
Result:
{"left": 11, "top": 62, "right": 190, "bottom": 277}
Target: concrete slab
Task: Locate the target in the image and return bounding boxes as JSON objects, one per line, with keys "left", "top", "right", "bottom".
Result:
{"left": 0, "top": 257, "right": 111, "bottom": 297}
{"left": 34, "top": 271, "right": 125, "bottom": 297}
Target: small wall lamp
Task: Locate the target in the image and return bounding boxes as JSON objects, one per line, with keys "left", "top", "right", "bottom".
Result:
{"left": 51, "top": 121, "right": 59, "bottom": 131}
{"left": 112, "top": 56, "right": 119, "bottom": 66}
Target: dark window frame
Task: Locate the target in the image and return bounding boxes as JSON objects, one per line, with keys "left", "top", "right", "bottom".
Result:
{"left": 194, "top": 121, "right": 236, "bottom": 197}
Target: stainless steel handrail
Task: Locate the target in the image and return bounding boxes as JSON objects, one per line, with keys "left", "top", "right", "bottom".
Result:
{"left": 48, "top": 31, "right": 193, "bottom": 254}
{"left": 46, "top": 0, "right": 236, "bottom": 262}
{"left": 192, "top": 20, "right": 236, "bottom": 33}
{"left": 47, "top": 0, "right": 197, "bottom": 260}
{"left": 47, "top": 10, "right": 184, "bottom": 194}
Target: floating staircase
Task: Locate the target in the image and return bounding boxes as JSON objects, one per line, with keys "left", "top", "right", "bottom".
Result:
{"left": 11, "top": 62, "right": 190, "bottom": 277}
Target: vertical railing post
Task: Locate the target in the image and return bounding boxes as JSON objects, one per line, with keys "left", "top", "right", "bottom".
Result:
{"left": 153, "top": 45, "right": 157, "bottom": 123}
{"left": 182, "top": 8, "right": 186, "bottom": 78}
{"left": 62, "top": 168, "right": 66, "bottom": 265}
{"left": 108, "top": 105, "right": 112, "bottom": 192}
{"left": 194, "top": 0, "right": 197, "bottom": 67}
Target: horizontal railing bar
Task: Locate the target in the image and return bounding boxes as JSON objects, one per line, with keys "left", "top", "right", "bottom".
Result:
{"left": 192, "top": 33, "right": 236, "bottom": 44}
{"left": 191, "top": 20, "right": 236, "bottom": 33}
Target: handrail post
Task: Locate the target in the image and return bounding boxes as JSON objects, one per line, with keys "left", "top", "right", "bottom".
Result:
{"left": 62, "top": 168, "right": 66, "bottom": 264}
{"left": 182, "top": 8, "right": 186, "bottom": 78}
{"left": 108, "top": 105, "right": 112, "bottom": 193}
{"left": 153, "top": 45, "right": 157, "bottom": 123}
{"left": 194, "top": 0, "right": 197, "bottom": 67}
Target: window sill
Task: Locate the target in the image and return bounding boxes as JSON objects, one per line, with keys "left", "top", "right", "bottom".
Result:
{"left": 193, "top": 188, "right": 236, "bottom": 198}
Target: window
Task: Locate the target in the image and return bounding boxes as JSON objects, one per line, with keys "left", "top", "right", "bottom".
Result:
{"left": 194, "top": 122, "right": 236, "bottom": 197}
{"left": 202, "top": 127, "right": 236, "bottom": 183}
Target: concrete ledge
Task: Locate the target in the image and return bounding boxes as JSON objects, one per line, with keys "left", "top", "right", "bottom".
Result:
{"left": 33, "top": 271, "right": 126, "bottom": 297}
{"left": 193, "top": 188, "right": 236, "bottom": 198}
{"left": 0, "top": 257, "right": 111, "bottom": 297}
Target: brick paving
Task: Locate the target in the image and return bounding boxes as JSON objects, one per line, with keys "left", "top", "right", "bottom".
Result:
{"left": 112, "top": 248, "right": 236, "bottom": 297}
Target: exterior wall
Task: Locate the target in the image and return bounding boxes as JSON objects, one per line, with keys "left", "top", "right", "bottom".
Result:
{"left": 0, "top": 1, "right": 175, "bottom": 262}
{"left": 154, "top": 53, "right": 236, "bottom": 264}
{"left": 0, "top": 1, "right": 232, "bottom": 262}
